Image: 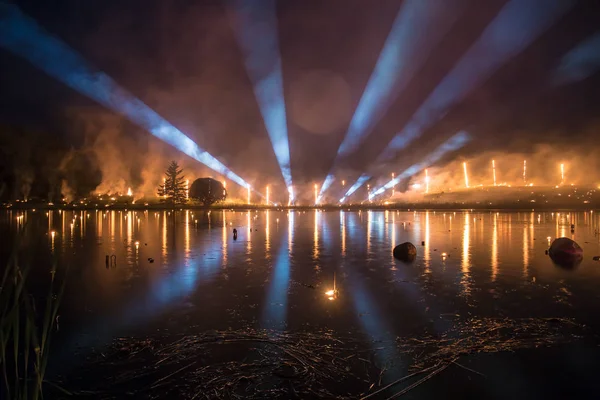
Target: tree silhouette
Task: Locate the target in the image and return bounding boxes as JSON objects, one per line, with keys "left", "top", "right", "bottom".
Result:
{"left": 189, "top": 178, "right": 226, "bottom": 206}
{"left": 157, "top": 161, "right": 187, "bottom": 205}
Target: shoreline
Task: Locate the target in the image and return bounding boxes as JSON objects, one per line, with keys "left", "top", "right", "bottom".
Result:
{"left": 3, "top": 202, "right": 599, "bottom": 212}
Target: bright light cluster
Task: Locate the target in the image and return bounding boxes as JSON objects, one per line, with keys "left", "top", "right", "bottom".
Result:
{"left": 0, "top": 3, "right": 251, "bottom": 189}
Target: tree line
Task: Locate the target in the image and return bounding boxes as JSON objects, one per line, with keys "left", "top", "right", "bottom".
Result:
{"left": 158, "top": 161, "right": 227, "bottom": 206}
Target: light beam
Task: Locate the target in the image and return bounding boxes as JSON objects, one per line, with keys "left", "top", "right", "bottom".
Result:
{"left": 346, "top": 0, "right": 574, "bottom": 196}
{"left": 561, "top": 163, "right": 565, "bottom": 185}
{"left": 463, "top": 162, "right": 469, "bottom": 188}
{"left": 318, "top": 0, "right": 467, "bottom": 197}
{"left": 227, "top": 0, "right": 293, "bottom": 191}
{"left": 0, "top": 4, "right": 251, "bottom": 189}
{"left": 492, "top": 159, "right": 497, "bottom": 186}
{"left": 552, "top": 31, "right": 600, "bottom": 86}
{"left": 343, "top": 175, "right": 371, "bottom": 200}
{"left": 425, "top": 169, "right": 430, "bottom": 193}
{"left": 369, "top": 131, "right": 470, "bottom": 199}
{"left": 523, "top": 160, "right": 527, "bottom": 184}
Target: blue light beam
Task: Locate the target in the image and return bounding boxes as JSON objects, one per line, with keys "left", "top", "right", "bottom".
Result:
{"left": 369, "top": 131, "right": 470, "bottom": 199}
{"left": 342, "top": 175, "right": 371, "bottom": 201}
{"left": 378, "top": 0, "right": 574, "bottom": 162}
{"left": 343, "top": 0, "right": 574, "bottom": 197}
{"left": 228, "top": 0, "right": 293, "bottom": 191}
{"left": 0, "top": 4, "right": 251, "bottom": 189}
{"left": 319, "top": 0, "right": 467, "bottom": 197}
{"left": 552, "top": 31, "right": 600, "bottom": 86}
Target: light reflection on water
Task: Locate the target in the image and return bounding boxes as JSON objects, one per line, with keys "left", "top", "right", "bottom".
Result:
{"left": 3, "top": 209, "right": 600, "bottom": 376}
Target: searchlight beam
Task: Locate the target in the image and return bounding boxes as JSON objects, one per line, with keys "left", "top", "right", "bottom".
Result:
{"left": 228, "top": 0, "right": 294, "bottom": 196}
{"left": 0, "top": 4, "right": 251, "bottom": 189}
{"left": 344, "top": 0, "right": 574, "bottom": 198}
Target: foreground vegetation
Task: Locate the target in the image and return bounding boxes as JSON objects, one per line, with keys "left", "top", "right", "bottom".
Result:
{"left": 0, "top": 228, "right": 66, "bottom": 399}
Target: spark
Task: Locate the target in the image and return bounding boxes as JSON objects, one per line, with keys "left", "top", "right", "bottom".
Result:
{"left": 0, "top": 4, "right": 251, "bottom": 189}
{"left": 227, "top": 0, "right": 293, "bottom": 190}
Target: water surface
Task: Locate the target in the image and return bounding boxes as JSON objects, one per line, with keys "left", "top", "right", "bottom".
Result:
{"left": 2, "top": 209, "right": 600, "bottom": 398}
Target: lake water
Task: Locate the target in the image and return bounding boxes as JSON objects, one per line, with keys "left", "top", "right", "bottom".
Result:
{"left": 2, "top": 209, "right": 600, "bottom": 399}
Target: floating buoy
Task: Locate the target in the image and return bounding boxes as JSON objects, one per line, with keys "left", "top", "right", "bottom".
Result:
{"left": 233, "top": 228, "right": 238, "bottom": 240}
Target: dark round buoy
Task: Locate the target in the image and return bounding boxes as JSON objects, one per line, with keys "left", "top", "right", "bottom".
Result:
{"left": 233, "top": 228, "right": 238, "bottom": 240}
{"left": 549, "top": 237, "right": 583, "bottom": 269}
{"left": 393, "top": 242, "right": 417, "bottom": 262}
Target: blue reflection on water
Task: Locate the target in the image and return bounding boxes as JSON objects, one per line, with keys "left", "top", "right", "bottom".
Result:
{"left": 122, "top": 235, "right": 223, "bottom": 325}
{"left": 388, "top": 212, "right": 450, "bottom": 334}
{"left": 261, "top": 217, "right": 292, "bottom": 330}
{"left": 345, "top": 213, "right": 403, "bottom": 373}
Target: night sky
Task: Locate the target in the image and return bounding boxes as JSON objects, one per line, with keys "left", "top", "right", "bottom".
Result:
{"left": 1, "top": 0, "right": 600, "bottom": 201}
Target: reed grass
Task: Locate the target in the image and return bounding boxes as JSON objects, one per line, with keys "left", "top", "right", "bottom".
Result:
{"left": 0, "top": 226, "right": 67, "bottom": 399}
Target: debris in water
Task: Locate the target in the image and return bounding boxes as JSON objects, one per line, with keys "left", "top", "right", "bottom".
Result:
{"left": 69, "top": 318, "right": 583, "bottom": 399}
